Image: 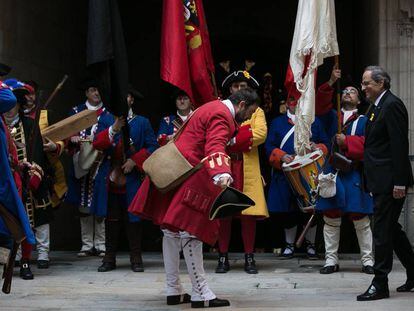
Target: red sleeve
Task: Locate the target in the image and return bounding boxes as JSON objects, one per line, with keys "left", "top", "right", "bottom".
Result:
{"left": 315, "top": 82, "right": 334, "bottom": 116}
{"left": 203, "top": 111, "right": 233, "bottom": 177}
{"left": 131, "top": 148, "right": 151, "bottom": 172}
{"left": 92, "top": 128, "right": 112, "bottom": 150}
{"left": 29, "top": 173, "right": 42, "bottom": 191}
{"left": 314, "top": 143, "right": 329, "bottom": 156}
{"left": 227, "top": 124, "right": 253, "bottom": 153}
{"left": 343, "top": 136, "right": 365, "bottom": 161}
{"left": 157, "top": 134, "right": 168, "bottom": 146}
{"left": 269, "top": 148, "right": 286, "bottom": 170}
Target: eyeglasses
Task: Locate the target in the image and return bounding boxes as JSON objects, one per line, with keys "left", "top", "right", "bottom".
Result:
{"left": 342, "top": 89, "right": 358, "bottom": 95}
{"left": 361, "top": 80, "right": 375, "bottom": 87}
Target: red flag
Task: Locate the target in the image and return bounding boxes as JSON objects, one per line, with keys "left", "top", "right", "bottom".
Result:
{"left": 160, "top": 0, "right": 216, "bottom": 107}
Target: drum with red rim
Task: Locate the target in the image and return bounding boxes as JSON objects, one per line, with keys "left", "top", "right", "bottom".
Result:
{"left": 282, "top": 149, "right": 325, "bottom": 212}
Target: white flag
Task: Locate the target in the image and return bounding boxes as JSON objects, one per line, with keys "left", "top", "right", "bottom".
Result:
{"left": 289, "top": 0, "right": 339, "bottom": 155}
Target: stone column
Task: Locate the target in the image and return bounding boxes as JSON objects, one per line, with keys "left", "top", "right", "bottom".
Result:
{"left": 379, "top": 0, "right": 414, "bottom": 245}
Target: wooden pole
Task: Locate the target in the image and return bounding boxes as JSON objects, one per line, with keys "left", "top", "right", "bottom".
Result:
{"left": 334, "top": 56, "right": 341, "bottom": 134}
{"left": 210, "top": 71, "right": 219, "bottom": 98}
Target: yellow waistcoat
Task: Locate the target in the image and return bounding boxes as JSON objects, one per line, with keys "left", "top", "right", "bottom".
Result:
{"left": 240, "top": 107, "right": 269, "bottom": 218}
{"left": 39, "top": 110, "right": 67, "bottom": 207}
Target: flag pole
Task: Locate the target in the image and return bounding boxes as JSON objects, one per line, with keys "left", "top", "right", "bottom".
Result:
{"left": 335, "top": 55, "right": 341, "bottom": 134}
{"left": 210, "top": 71, "right": 218, "bottom": 98}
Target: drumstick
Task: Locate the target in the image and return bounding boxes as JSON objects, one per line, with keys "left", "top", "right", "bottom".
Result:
{"left": 296, "top": 213, "right": 315, "bottom": 248}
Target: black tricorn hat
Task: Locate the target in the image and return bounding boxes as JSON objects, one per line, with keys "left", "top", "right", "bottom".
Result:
{"left": 0, "top": 62, "right": 12, "bottom": 77}
{"left": 171, "top": 87, "right": 189, "bottom": 100}
{"left": 209, "top": 186, "right": 255, "bottom": 220}
{"left": 128, "top": 85, "right": 144, "bottom": 100}
{"left": 80, "top": 77, "right": 99, "bottom": 91}
{"left": 221, "top": 70, "right": 260, "bottom": 91}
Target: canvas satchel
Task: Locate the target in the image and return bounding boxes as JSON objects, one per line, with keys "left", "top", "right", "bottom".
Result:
{"left": 318, "top": 171, "right": 338, "bottom": 198}
{"left": 143, "top": 109, "right": 203, "bottom": 193}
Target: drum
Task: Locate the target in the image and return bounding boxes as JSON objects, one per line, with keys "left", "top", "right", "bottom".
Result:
{"left": 282, "top": 149, "right": 325, "bottom": 212}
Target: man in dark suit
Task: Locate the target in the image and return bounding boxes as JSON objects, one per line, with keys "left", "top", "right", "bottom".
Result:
{"left": 357, "top": 66, "right": 414, "bottom": 301}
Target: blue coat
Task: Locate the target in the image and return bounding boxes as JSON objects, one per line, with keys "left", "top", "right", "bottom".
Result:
{"left": 157, "top": 115, "right": 177, "bottom": 137}
{"left": 265, "top": 114, "right": 329, "bottom": 213}
{"left": 92, "top": 112, "right": 158, "bottom": 222}
{"left": 0, "top": 90, "right": 35, "bottom": 244}
{"left": 316, "top": 112, "right": 373, "bottom": 214}
{"left": 65, "top": 103, "right": 104, "bottom": 212}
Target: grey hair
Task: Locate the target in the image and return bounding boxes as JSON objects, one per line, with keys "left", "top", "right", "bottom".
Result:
{"left": 364, "top": 65, "right": 391, "bottom": 89}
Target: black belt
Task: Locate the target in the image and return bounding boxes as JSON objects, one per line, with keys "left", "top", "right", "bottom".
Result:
{"left": 230, "top": 153, "right": 243, "bottom": 161}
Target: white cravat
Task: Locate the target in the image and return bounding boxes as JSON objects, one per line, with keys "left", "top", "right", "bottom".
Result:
{"left": 177, "top": 110, "right": 192, "bottom": 122}
{"left": 221, "top": 99, "right": 235, "bottom": 118}
{"left": 85, "top": 100, "right": 103, "bottom": 111}
{"left": 287, "top": 110, "right": 296, "bottom": 123}
{"left": 341, "top": 108, "right": 358, "bottom": 125}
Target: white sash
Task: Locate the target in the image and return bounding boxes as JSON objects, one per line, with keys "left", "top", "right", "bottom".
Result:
{"left": 280, "top": 125, "right": 295, "bottom": 149}
{"left": 350, "top": 116, "right": 361, "bottom": 136}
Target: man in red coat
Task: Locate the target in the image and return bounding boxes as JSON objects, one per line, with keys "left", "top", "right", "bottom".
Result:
{"left": 129, "top": 89, "right": 259, "bottom": 308}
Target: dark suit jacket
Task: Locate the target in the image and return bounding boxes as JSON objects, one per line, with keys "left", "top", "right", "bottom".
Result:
{"left": 364, "top": 90, "right": 414, "bottom": 194}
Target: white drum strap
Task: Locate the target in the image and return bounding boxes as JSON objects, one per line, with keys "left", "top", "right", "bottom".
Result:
{"left": 280, "top": 125, "right": 295, "bottom": 149}
{"left": 350, "top": 117, "right": 360, "bottom": 136}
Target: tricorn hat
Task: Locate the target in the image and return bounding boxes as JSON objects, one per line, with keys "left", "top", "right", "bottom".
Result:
{"left": 171, "top": 88, "right": 189, "bottom": 101}
{"left": 209, "top": 186, "right": 255, "bottom": 220}
{"left": 80, "top": 77, "right": 99, "bottom": 91}
{"left": 222, "top": 70, "right": 260, "bottom": 91}
{"left": 128, "top": 85, "right": 144, "bottom": 100}
{"left": 3, "top": 78, "right": 32, "bottom": 104}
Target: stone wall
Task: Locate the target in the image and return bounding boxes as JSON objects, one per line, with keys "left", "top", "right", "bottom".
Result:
{"left": 379, "top": 0, "right": 414, "bottom": 245}
{"left": 0, "top": 0, "right": 88, "bottom": 250}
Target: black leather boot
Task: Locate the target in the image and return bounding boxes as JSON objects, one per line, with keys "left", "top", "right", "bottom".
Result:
{"left": 215, "top": 253, "right": 230, "bottom": 273}
{"left": 20, "top": 260, "right": 34, "bottom": 280}
{"left": 127, "top": 222, "right": 144, "bottom": 272}
{"left": 244, "top": 253, "right": 258, "bottom": 274}
{"left": 98, "top": 261, "right": 116, "bottom": 272}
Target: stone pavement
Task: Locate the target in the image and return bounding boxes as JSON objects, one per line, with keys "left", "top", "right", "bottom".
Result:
{"left": 0, "top": 252, "right": 413, "bottom": 310}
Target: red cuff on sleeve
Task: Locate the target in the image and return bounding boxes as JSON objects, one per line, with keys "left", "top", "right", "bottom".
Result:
{"left": 157, "top": 134, "right": 168, "bottom": 146}
{"left": 204, "top": 152, "right": 231, "bottom": 178}
{"left": 29, "top": 173, "right": 41, "bottom": 191}
{"left": 314, "top": 143, "right": 329, "bottom": 156}
{"left": 227, "top": 125, "right": 253, "bottom": 153}
{"left": 93, "top": 128, "right": 112, "bottom": 150}
{"left": 269, "top": 148, "right": 287, "bottom": 170}
{"left": 344, "top": 136, "right": 365, "bottom": 161}
{"left": 131, "top": 148, "right": 151, "bottom": 172}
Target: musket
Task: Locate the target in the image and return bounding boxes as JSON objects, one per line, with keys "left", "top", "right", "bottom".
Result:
{"left": 295, "top": 213, "right": 315, "bottom": 248}
{"left": 27, "top": 74, "right": 69, "bottom": 163}
{"left": 0, "top": 203, "right": 25, "bottom": 294}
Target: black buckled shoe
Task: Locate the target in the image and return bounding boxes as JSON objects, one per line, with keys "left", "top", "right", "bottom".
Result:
{"left": 98, "top": 262, "right": 116, "bottom": 272}
{"left": 167, "top": 293, "right": 191, "bottom": 305}
{"left": 215, "top": 253, "right": 230, "bottom": 273}
{"left": 361, "top": 265, "right": 375, "bottom": 275}
{"left": 131, "top": 262, "right": 144, "bottom": 272}
{"left": 305, "top": 242, "right": 318, "bottom": 260}
{"left": 191, "top": 298, "right": 230, "bottom": 308}
{"left": 244, "top": 253, "right": 258, "bottom": 274}
{"left": 396, "top": 280, "right": 414, "bottom": 292}
{"left": 357, "top": 284, "right": 389, "bottom": 301}
{"left": 37, "top": 260, "right": 50, "bottom": 269}
{"left": 280, "top": 243, "right": 294, "bottom": 259}
{"left": 320, "top": 264, "right": 339, "bottom": 274}
{"left": 20, "top": 260, "right": 34, "bottom": 280}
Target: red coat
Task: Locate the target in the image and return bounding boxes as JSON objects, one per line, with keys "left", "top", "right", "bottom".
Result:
{"left": 129, "top": 100, "right": 238, "bottom": 245}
